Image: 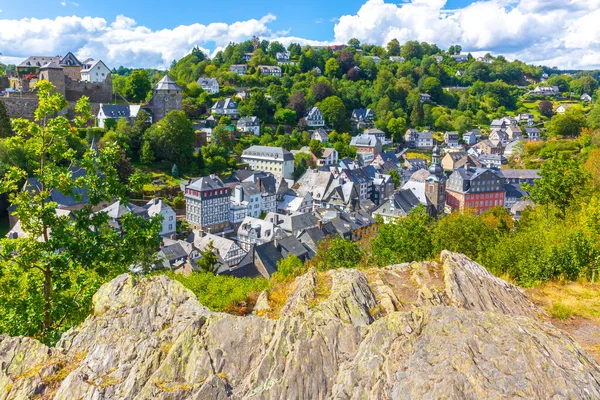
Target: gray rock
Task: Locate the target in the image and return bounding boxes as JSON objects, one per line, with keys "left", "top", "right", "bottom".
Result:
{"left": 1, "top": 252, "right": 599, "bottom": 399}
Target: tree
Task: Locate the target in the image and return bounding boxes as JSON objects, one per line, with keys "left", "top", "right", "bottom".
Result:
{"left": 421, "top": 77, "right": 443, "bottom": 102}
{"left": 325, "top": 58, "right": 341, "bottom": 78}
{"left": 309, "top": 139, "right": 324, "bottom": 158}
{"left": 141, "top": 140, "right": 155, "bottom": 164}
{"left": 337, "top": 50, "right": 355, "bottom": 72}
{"left": 401, "top": 41, "right": 422, "bottom": 60}
{"left": 585, "top": 148, "right": 600, "bottom": 189}
{"left": 389, "top": 169, "right": 401, "bottom": 189}
{"left": 309, "top": 237, "right": 363, "bottom": 270}
{"left": 538, "top": 100, "right": 554, "bottom": 118}
{"left": 274, "top": 108, "right": 297, "bottom": 125}
{"left": 373, "top": 206, "right": 433, "bottom": 266}
{"left": 320, "top": 96, "right": 347, "bottom": 131}
{"left": 347, "top": 38, "right": 361, "bottom": 49}
{"left": 273, "top": 255, "right": 305, "bottom": 282}
{"left": 387, "top": 117, "right": 407, "bottom": 142}
{"left": 547, "top": 107, "right": 587, "bottom": 138}
{"left": 312, "top": 82, "right": 333, "bottom": 102}
{"left": 387, "top": 39, "right": 401, "bottom": 56}
{"left": 171, "top": 163, "right": 179, "bottom": 177}
{"left": 525, "top": 157, "right": 589, "bottom": 220}
{"left": 0, "top": 100, "right": 12, "bottom": 138}
{"left": 588, "top": 104, "right": 600, "bottom": 129}
{"left": 0, "top": 82, "right": 161, "bottom": 343}
{"left": 547, "top": 75, "right": 570, "bottom": 93}
{"left": 123, "top": 70, "right": 151, "bottom": 102}
{"left": 143, "top": 111, "right": 196, "bottom": 166}
{"left": 196, "top": 241, "right": 220, "bottom": 274}
{"left": 286, "top": 91, "right": 307, "bottom": 119}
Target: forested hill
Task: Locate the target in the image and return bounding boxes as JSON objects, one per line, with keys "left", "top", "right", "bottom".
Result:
{"left": 164, "top": 39, "right": 600, "bottom": 139}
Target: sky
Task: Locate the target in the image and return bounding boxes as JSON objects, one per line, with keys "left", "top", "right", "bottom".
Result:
{"left": 0, "top": 0, "right": 599, "bottom": 70}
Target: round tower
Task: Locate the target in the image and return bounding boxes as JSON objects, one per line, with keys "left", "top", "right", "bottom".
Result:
{"left": 425, "top": 144, "right": 447, "bottom": 216}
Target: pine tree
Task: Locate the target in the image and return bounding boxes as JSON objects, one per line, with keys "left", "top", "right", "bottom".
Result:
{"left": 0, "top": 100, "right": 12, "bottom": 138}
{"left": 196, "top": 241, "right": 220, "bottom": 274}
{"left": 141, "top": 141, "right": 155, "bottom": 165}
{"left": 171, "top": 163, "right": 179, "bottom": 177}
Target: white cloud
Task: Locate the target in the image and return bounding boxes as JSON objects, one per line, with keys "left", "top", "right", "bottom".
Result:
{"left": 0, "top": 1, "right": 599, "bottom": 70}
{"left": 333, "top": 0, "right": 600, "bottom": 69}
{"left": 60, "top": 1, "right": 80, "bottom": 6}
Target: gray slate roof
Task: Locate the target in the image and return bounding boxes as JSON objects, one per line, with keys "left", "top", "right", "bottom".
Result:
{"left": 153, "top": 75, "right": 182, "bottom": 91}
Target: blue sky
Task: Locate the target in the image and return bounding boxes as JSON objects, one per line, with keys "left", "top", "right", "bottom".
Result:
{"left": 0, "top": 0, "right": 599, "bottom": 69}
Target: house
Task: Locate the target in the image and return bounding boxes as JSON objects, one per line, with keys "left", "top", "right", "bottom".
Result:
{"left": 341, "top": 168, "right": 372, "bottom": 203}
{"left": 351, "top": 108, "right": 375, "bottom": 128}
{"left": 581, "top": 93, "right": 592, "bottom": 102}
{"left": 463, "top": 131, "right": 478, "bottom": 146}
{"left": 477, "top": 57, "right": 493, "bottom": 63}
{"left": 444, "top": 132, "right": 460, "bottom": 147}
{"left": 314, "top": 67, "right": 322, "bottom": 75}
{"left": 144, "top": 198, "right": 176, "bottom": 237}
{"left": 404, "top": 158, "right": 428, "bottom": 171}
{"left": 230, "top": 64, "right": 248, "bottom": 75}
{"left": 503, "top": 140, "right": 524, "bottom": 159}
{"left": 190, "top": 232, "right": 246, "bottom": 268}
{"left": 197, "top": 77, "right": 219, "bottom": 94}
{"left": 237, "top": 217, "right": 280, "bottom": 251}
{"left": 275, "top": 235, "right": 309, "bottom": 261}
{"left": 364, "top": 56, "right": 381, "bottom": 63}
{"left": 372, "top": 189, "right": 423, "bottom": 223}
{"left": 96, "top": 104, "right": 150, "bottom": 129}
{"left": 451, "top": 54, "right": 468, "bottom": 63}
{"left": 441, "top": 151, "right": 481, "bottom": 171}
{"left": 229, "top": 181, "right": 264, "bottom": 224}
{"left": 242, "top": 53, "right": 253, "bottom": 62}
{"left": 237, "top": 116, "right": 260, "bottom": 136}
{"left": 499, "top": 169, "right": 540, "bottom": 185}
{"left": 446, "top": 167, "right": 505, "bottom": 214}
{"left": 532, "top": 86, "right": 559, "bottom": 96}
{"left": 211, "top": 97, "right": 239, "bottom": 117}
{"left": 506, "top": 126, "right": 523, "bottom": 140}
{"left": 184, "top": 175, "right": 231, "bottom": 234}
{"left": 350, "top": 134, "right": 383, "bottom": 155}
{"left": 80, "top": 59, "right": 110, "bottom": 83}
{"left": 455, "top": 70, "right": 465, "bottom": 77}
{"left": 364, "top": 128, "right": 390, "bottom": 145}
{"left": 319, "top": 148, "right": 339, "bottom": 166}
{"left": 415, "top": 131, "right": 434, "bottom": 149}
{"left": 489, "top": 130, "right": 509, "bottom": 146}
{"left": 470, "top": 139, "right": 504, "bottom": 155}
{"left": 419, "top": 93, "right": 432, "bottom": 103}
{"left": 511, "top": 199, "right": 535, "bottom": 221}
{"left": 525, "top": 127, "right": 541, "bottom": 142}
{"left": 503, "top": 183, "right": 529, "bottom": 210}
{"left": 266, "top": 212, "right": 319, "bottom": 237}
{"left": 257, "top": 65, "right": 282, "bottom": 77}
{"left": 369, "top": 172, "right": 395, "bottom": 206}
{"left": 434, "top": 56, "right": 444, "bottom": 63}
{"left": 157, "top": 242, "right": 190, "bottom": 269}
{"left": 241, "top": 145, "right": 295, "bottom": 180}
{"left": 516, "top": 113, "right": 535, "bottom": 126}
{"left": 278, "top": 193, "right": 313, "bottom": 214}
{"left": 478, "top": 154, "right": 508, "bottom": 169}
{"left": 305, "top": 106, "right": 325, "bottom": 127}
{"left": 311, "top": 128, "right": 329, "bottom": 142}
{"left": 276, "top": 51, "right": 291, "bottom": 64}
{"left": 225, "top": 241, "right": 282, "bottom": 279}
{"left": 556, "top": 104, "right": 571, "bottom": 114}
{"left": 389, "top": 56, "right": 405, "bottom": 63}
{"left": 97, "top": 200, "right": 149, "bottom": 231}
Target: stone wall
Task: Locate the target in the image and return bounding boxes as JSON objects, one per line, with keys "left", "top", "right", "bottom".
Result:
{"left": 65, "top": 75, "right": 112, "bottom": 103}
{"left": 0, "top": 76, "right": 8, "bottom": 91}
{"left": 1, "top": 96, "right": 103, "bottom": 122}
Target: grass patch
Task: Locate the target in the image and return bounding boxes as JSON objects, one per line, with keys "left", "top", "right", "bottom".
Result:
{"left": 165, "top": 272, "right": 270, "bottom": 313}
{"left": 527, "top": 281, "right": 600, "bottom": 321}
{"left": 549, "top": 302, "right": 574, "bottom": 320}
{"left": 308, "top": 272, "right": 332, "bottom": 308}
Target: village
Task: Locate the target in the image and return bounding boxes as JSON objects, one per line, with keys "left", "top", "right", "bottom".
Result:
{"left": 0, "top": 47, "right": 576, "bottom": 279}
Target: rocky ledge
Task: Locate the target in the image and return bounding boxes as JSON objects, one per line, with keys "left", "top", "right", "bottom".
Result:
{"left": 1, "top": 251, "right": 600, "bottom": 399}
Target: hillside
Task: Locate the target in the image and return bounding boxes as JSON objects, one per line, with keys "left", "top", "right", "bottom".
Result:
{"left": 2, "top": 251, "right": 599, "bottom": 399}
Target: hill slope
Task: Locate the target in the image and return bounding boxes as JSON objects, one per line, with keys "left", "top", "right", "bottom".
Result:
{"left": 1, "top": 251, "right": 599, "bottom": 399}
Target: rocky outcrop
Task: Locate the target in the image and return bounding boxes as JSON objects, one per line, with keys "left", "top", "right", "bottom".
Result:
{"left": 1, "top": 251, "right": 599, "bottom": 399}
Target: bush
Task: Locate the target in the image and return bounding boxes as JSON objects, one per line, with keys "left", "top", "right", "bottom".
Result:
{"left": 166, "top": 272, "right": 270, "bottom": 312}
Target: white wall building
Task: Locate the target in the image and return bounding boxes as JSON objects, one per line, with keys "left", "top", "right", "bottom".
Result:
{"left": 241, "top": 146, "right": 295, "bottom": 180}
{"left": 81, "top": 60, "right": 111, "bottom": 83}
{"left": 144, "top": 198, "right": 177, "bottom": 236}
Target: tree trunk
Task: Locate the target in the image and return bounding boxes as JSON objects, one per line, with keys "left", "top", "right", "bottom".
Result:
{"left": 43, "top": 267, "right": 52, "bottom": 331}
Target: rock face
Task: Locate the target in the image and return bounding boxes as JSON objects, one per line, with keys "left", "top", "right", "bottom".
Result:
{"left": 1, "top": 251, "right": 600, "bottom": 399}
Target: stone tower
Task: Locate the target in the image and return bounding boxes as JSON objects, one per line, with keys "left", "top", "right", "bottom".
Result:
{"left": 148, "top": 75, "right": 182, "bottom": 122}
{"left": 425, "top": 144, "right": 447, "bottom": 216}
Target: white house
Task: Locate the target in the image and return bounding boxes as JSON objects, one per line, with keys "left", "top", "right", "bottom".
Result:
{"left": 556, "top": 104, "right": 570, "bottom": 114}
{"left": 305, "top": 106, "right": 325, "bottom": 127}
{"left": 258, "top": 65, "right": 282, "bottom": 77}
{"left": 237, "top": 116, "right": 260, "bottom": 136}
{"left": 451, "top": 54, "right": 468, "bottom": 63}
{"left": 389, "top": 56, "right": 405, "bottom": 63}
{"left": 230, "top": 64, "right": 248, "bottom": 75}
{"left": 197, "top": 77, "right": 219, "bottom": 94}
{"left": 241, "top": 146, "right": 295, "bottom": 180}
{"left": 320, "top": 148, "right": 338, "bottom": 166}
{"left": 144, "top": 198, "right": 177, "bottom": 236}
{"left": 81, "top": 59, "right": 111, "bottom": 83}
{"left": 444, "top": 132, "right": 460, "bottom": 147}
{"left": 278, "top": 193, "right": 313, "bottom": 214}
{"left": 581, "top": 93, "right": 592, "bottom": 102}
{"left": 96, "top": 104, "right": 150, "bottom": 129}
{"left": 211, "top": 98, "right": 239, "bottom": 117}
{"left": 311, "top": 128, "right": 329, "bottom": 142}
{"left": 276, "top": 51, "right": 292, "bottom": 65}
{"left": 533, "top": 86, "right": 559, "bottom": 96}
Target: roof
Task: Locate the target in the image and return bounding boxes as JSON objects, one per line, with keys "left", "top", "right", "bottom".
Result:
{"left": 194, "top": 232, "right": 241, "bottom": 261}
{"left": 350, "top": 134, "right": 380, "bottom": 147}
{"left": 19, "top": 56, "right": 62, "bottom": 68}
{"left": 499, "top": 169, "right": 540, "bottom": 180}
{"left": 305, "top": 106, "right": 322, "bottom": 119}
{"left": 374, "top": 189, "right": 423, "bottom": 217}
{"left": 504, "top": 183, "right": 528, "bottom": 199}
{"left": 254, "top": 242, "right": 281, "bottom": 277}
{"left": 99, "top": 104, "right": 141, "bottom": 119}
{"left": 237, "top": 116, "right": 260, "bottom": 126}
{"left": 144, "top": 198, "right": 174, "bottom": 217}
{"left": 276, "top": 236, "right": 309, "bottom": 258}
{"left": 99, "top": 200, "right": 148, "bottom": 220}
{"left": 197, "top": 77, "right": 218, "bottom": 86}
{"left": 81, "top": 59, "right": 109, "bottom": 73}
{"left": 160, "top": 243, "right": 188, "bottom": 263}
{"left": 242, "top": 145, "right": 294, "bottom": 162}
{"left": 153, "top": 75, "right": 182, "bottom": 91}
{"left": 186, "top": 175, "right": 226, "bottom": 191}
{"left": 268, "top": 212, "right": 318, "bottom": 234}
{"left": 352, "top": 108, "right": 374, "bottom": 121}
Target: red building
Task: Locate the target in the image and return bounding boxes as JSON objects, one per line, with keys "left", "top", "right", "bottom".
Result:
{"left": 446, "top": 167, "right": 505, "bottom": 214}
